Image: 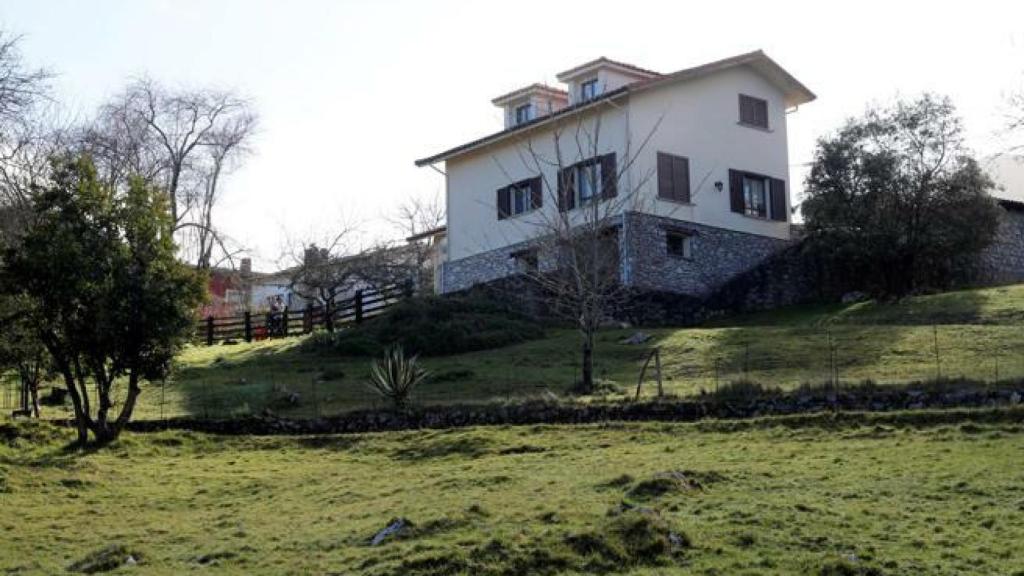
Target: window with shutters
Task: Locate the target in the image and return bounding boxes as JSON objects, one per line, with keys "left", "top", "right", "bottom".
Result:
{"left": 742, "top": 175, "right": 770, "bottom": 218}
{"left": 498, "top": 177, "right": 541, "bottom": 220}
{"left": 580, "top": 78, "right": 599, "bottom": 102}
{"left": 738, "top": 94, "right": 769, "bottom": 129}
{"left": 510, "top": 181, "right": 533, "bottom": 215}
{"left": 514, "top": 103, "right": 532, "bottom": 125}
{"left": 576, "top": 161, "right": 602, "bottom": 204}
{"left": 657, "top": 152, "right": 691, "bottom": 203}
{"left": 729, "top": 169, "right": 787, "bottom": 222}
{"left": 665, "top": 231, "right": 693, "bottom": 259}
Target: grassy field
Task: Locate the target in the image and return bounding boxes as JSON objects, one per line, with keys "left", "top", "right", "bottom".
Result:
{"left": 14, "top": 283, "right": 1024, "bottom": 421}
{"left": 2, "top": 410, "right": 1023, "bottom": 574}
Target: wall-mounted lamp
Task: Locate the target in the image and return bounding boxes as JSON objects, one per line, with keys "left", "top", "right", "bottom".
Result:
{"left": 714, "top": 181, "right": 724, "bottom": 193}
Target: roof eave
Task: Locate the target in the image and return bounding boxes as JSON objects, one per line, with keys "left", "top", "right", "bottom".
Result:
{"left": 414, "top": 88, "right": 630, "bottom": 167}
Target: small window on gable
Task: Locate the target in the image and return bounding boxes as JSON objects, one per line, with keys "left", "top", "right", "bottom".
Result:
{"left": 738, "top": 94, "right": 769, "bottom": 129}
{"left": 514, "top": 103, "right": 532, "bottom": 125}
{"left": 666, "top": 231, "right": 693, "bottom": 259}
{"left": 580, "top": 79, "right": 599, "bottom": 102}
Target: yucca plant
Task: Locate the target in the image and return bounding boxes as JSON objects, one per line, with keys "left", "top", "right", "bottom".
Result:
{"left": 368, "top": 345, "right": 428, "bottom": 410}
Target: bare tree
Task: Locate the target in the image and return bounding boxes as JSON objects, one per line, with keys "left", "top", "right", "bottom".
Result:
{"left": 389, "top": 191, "right": 445, "bottom": 293}
{"left": 0, "top": 30, "right": 53, "bottom": 243}
{"left": 280, "top": 222, "right": 370, "bottom": 332}
{"left": 490, "top": 107, "right": 670, "bottom": 392}
{"left": 84, "top": 78, "right": 257, "bottom": 267}
{"left": 391, "top": 192, "right": 446, "bottom": 238}
{"left": 188, "top": 110, "right": 257, "bottom": 268}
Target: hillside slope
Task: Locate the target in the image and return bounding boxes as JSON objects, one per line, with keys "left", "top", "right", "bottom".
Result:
{"left": 30, "top": 283, "right": 1024, "bottom": 421}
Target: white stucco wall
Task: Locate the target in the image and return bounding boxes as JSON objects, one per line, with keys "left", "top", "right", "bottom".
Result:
{"left": 443, "top": 63, "right": 794, "bottom": 263}
{"left": 627, "top": 65, "right": 792, "bottom": 239}
{"left": 446, "top": 102, "right": 628, "bottom": 260}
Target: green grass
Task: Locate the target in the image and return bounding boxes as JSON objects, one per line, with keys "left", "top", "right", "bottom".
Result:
{"left": 20, "top": 283, "right": 1024, "bottom": 421}
{"left": 2, "top": 411, "right": 1024, "bottom": 574}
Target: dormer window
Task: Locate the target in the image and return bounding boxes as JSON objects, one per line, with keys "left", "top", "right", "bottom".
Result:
{"left": 580, "top": 79, "right": 599, "bottom": 102}
{"left": 514, "top": 104, "right": 532, "bottom": 125}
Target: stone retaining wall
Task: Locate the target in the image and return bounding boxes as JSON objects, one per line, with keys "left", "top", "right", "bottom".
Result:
{"left": 117, "top": 380, "right": 1024, "bottom": 436}
{"left": 976, "top": 204, "right": 1024, "bottom": 284}
{"left": 622, "top": 212, "right": 793, "bottom": 297}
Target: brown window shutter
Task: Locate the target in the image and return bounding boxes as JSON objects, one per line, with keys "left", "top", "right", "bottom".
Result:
{"left": 729, "top": 169, "right": 744, "bottom": 213}
{"left": 672, "top": 156, "right": 690, "bottom": 203}
{"left": 770, "top": 178, "right": 787, "bottom": 221}
{"left": 497, "top": 186, "right": 510, "bottom": 220}
{"left": 739, "top": 95, "right": 768, "bottom": 128}
{"left": 657, "top": 152, "right": 673, "bottom": 199}
{"left": 530, "top": 176, "right": 542, "bottom": 208}
{"left": 558, "top": 167, "right": 575, "bottom": 212}
{"left": 600, "top": 153, "right": 617, "bottom": 199}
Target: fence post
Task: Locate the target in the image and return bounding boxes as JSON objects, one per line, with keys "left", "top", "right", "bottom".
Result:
{"left": 282, "top": 307, "right": 290, "bottom": 337}
{"left": 355, "top": 290, "right": 364, "bottom": 324}
{"left": 654, "top": 348, "right": 663, "bottom": 398}
{"left": 244, "top": 311, "right": 252, "bottom": 343}
{"left": 206, "top": 315, "right": 214, "bottom": 346}
{"left": 304, "top": 304, "right": 313, "bottom": 334}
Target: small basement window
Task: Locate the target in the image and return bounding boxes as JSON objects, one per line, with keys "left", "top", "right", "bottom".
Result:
{"left": 666, "top": 231, "right": 693, "bottom": 259}
{"left": 512, "top": 249, "right": 539, "bottom": 273}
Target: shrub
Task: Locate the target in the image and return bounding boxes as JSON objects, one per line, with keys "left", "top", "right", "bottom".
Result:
{"left": 368, "top": 345, "right": 428, "bottom": 410}
{"left": 306, "top": 295, "right": 544, "bottom": 357}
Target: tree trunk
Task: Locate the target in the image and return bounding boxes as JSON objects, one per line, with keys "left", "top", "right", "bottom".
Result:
{"left": 109, "top": 370, "right": 143, "bottom": 441}
{"left": 29, "top": 380, "right": 40, "bottom": 418}
{"left": 580, "top": 330, "right": 594, "bottom": 393}
{"left": 60, "top": 369, "right": 89, "bottom": 445}
{"left": 324, "top": 298, "right": 335, "bottom": 333}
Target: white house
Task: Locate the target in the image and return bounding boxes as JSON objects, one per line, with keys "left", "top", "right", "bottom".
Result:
{"left": 415, "top": 51, "right": 815, "bottom": 296}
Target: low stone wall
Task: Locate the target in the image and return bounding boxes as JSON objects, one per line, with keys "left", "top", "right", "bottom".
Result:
{"left": 442, "top": 244, "right": 527, "bottom": 293}
{"left": 118, "top": 380, "right": 1024, "bottom": 436}
{"left": 975, "top": 203, "right": 1024, "bottom": 284}
{"left": 623, "top": 212, "right": 793, "bottom": 298}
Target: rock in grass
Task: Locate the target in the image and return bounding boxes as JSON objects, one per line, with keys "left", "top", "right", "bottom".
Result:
{"left": 67, "top": 545, "right": 140, "bottom": 573}
{"left": 620, "top": 332, "right": 651, "bottom": 345}
{"left": 370, "top": 517, "right": 409, "bottom": 546}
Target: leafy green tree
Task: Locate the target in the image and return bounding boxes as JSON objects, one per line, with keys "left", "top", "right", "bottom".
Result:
{"left": 802, "top": 94, "right": 1002, "bottom": 297}
{"left": 0, "top": 155, "right": 205, "bottom": 444}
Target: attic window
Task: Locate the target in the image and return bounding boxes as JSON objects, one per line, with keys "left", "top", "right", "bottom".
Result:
{"left": 739, "top": 94, "right": 769, "bottom": 129}
{"left": 514, "top": 104, "right": 532, "bottom": 125}
{"left": 580, "top": 79, "right": 599, "bottom": 102}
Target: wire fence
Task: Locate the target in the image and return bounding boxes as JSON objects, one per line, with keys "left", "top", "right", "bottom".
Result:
{"left": 4, "top": 323, "right": 1023, "bottom": 421}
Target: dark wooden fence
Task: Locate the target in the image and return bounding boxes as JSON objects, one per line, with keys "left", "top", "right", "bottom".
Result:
{"left": 195, "top": 283, "right": 410, "bottom": 345}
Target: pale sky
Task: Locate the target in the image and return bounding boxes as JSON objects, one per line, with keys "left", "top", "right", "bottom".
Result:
{"left": 2, "top": 0, "right": 1023, "bottom": 270}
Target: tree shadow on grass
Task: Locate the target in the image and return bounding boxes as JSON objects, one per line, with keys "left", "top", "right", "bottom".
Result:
{"left": 664, "top": 290, "right": 992, "bottom": 391}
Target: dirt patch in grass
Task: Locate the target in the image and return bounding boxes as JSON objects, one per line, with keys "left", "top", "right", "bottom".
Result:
{"left": 387, "top": 512, "right": 689, "bottom": 576}
{"left": 67, "top": 544, "right": 141, "bottom": 573}
{"left": 390, "top": 435, "right": 492, "bottom": 461}
{"left": 626, "top": 470, "right": 727, "bottom": 501}
{"left": 497, "top": 444, "right": 546, "bottom": 455}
